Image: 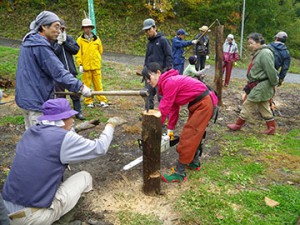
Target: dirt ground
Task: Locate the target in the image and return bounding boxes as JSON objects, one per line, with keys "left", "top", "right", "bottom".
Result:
{"left": 0, "top": 75, "right": 299, "bottom": 224}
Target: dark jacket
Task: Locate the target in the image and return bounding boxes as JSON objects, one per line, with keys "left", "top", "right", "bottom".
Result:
{"left": 193, "top": 32, "right": 209, "bottom": 56}
{"left": 15, "top": 34, "right": 82, "bottom": 111}
{"left": 144, "top": 32, "right": 173, "bottom": 70}
{"left": 52, "top": 35, "right": 79, "bottom": 76}
{"left": 268, "top": 42, "right": 291, "bottom": 80}
{"left": 172, "top": 36, "right": 192, "bottom": 65}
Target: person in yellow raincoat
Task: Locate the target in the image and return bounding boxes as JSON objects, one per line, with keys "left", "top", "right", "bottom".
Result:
{"left": 76, "top": 18, "right": 108, "bottom": 108}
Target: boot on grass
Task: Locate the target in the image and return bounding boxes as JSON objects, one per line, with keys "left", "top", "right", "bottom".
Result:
{"left": 227, "top": 118, "right": 245, "bottom": 131}
{"left": 186, "top": 162, "right": 201, "bottom": 171}
{"left": 161, "top": 170, "right": 187, "bottom": 183}
{"left": 261, "top": 120, "right": 276, "bottom": 135}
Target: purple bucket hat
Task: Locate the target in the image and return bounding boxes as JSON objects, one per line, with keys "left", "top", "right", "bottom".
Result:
{"left": 38, "top": 98, "right": 78, "bottom": 121}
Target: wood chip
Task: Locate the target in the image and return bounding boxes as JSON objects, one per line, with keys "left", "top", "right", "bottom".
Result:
{"left": 265, "top": 196, "right": 280, "bottom": 207}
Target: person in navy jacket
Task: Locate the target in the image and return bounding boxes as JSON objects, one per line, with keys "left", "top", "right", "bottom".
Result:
{"left": 172, "top": 29, "right": 198, "bottom": 74}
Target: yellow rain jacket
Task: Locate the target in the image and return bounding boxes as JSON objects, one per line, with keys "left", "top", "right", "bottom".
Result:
{"left": 76, "top": 33, "right": 103, "bottom": 70}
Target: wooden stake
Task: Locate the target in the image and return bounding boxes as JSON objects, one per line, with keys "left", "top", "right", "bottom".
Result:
{"left": 142, "top": 110, "right": 162, "bottom": 195}
{"left": 214, "top": 25, "right": 224, "bottom": 106}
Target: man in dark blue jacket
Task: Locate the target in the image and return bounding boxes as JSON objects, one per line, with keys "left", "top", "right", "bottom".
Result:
{"left": 268, "top": 31, "right": 291, "bottom": 86}
{"left": 143, "top": 18, "right": 173, "bottom": 109}
{"left": 53, "top": 20, "right": 85, "bottom": 120}
{"left": 15, "top": 11, "right": 91, "bottom": 129}
{"left": 172, "top": 29, "right": 198, "bottom": 74}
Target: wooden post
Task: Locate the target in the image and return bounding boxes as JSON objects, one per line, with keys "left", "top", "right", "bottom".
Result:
{"left": 142, "top": 110, "right": 162, "bottom": 195}
{"left": 214, "top": 25, "right": 224, "bottom": 106}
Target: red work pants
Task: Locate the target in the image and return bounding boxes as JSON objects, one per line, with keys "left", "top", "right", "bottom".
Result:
{"left": 222, "top": 61, "right": 234, "bottom": 86}
{"left": 176, "top": 95, "right": 213, "bottom": 164}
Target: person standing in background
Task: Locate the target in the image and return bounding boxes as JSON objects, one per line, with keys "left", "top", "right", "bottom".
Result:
{"left": 193, "top": 25, "right": 210, "bottom": 71}
{"left": 268, "top": 31, "right": 291, "bottom": 86}
{"left": 76, "top": 18, "right": 108, "bottom": 108}
{"left": 227, "top": 33, "right": 278, "bottom": 135}
{"left": 53, "top": 19, "right": 86, "bottom": 120}
{"left": 172, "top": 29, "right": 198, "bottom": 74}
{"left": 142, "top": 18, "right": 173, "bottom": 109}
{"left": 222, "top": 34, "right": 239, "bottom": 87}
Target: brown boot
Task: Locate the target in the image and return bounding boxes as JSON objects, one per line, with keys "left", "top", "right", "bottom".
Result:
{"left": 261, "top": 120, "right": 276, "bottom": 135}
{"left": 227, "top": 118, "right": 246, "bottom": 131}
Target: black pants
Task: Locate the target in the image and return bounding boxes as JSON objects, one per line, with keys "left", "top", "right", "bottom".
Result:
{"left": 195, "top": 54, "right": 206, "bottom": 71}
{"left": 145, "top": 82, "right": 161, "bottom": 109}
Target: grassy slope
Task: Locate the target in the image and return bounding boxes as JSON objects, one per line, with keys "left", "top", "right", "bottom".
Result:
{"left": 1, "top": 4, "right": 300, "bottom": 74}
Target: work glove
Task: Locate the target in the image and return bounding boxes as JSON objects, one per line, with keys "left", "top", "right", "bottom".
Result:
{"left": 192, "top": 40, "right": 198, "bottom": 45}
{"left": 234, "top": 62, "right": 238, "bottom": 67}
{"left": 57, "top": 30, "right": 66, "bottom": 45}
{"left": 278, "top": 79, "right": 283, "bottom": 87}
{"left": 167, "top": 129, "right": 174, "bottom": 140}
{"left": 206, "top": 55, "right": 209, "bottom": 60}
{"left": 79, "top": 65, "right": 84, "bottom": 73}
{"left": 107, "top": 117, "right": 127, "bottom": 128}
{"left": 81, "top": 85, "right": 92, "bottom": 97}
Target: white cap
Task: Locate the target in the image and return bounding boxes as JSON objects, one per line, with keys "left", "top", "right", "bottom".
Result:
{"left": 81, "top": 18, "right": 94, "bottom": 28}
{"left": 227, "top": 34, "right": 234, "bottom": 39}
{"left": 275, "top": 31, "right": 288, "bottom": 39}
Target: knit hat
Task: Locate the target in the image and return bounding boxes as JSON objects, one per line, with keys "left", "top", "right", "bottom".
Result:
{"left": 38, "top": 98, "right": 78, "bottom": 121}
{"left": 188, "top": 56, "right": 197, "bottom": 65}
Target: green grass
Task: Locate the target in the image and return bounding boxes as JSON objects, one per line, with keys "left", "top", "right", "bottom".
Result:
{"left": 117, "top": 211, "right": 162, "bottom": 225}
{"left": 0, "top": 46, "right": 19, "bottom": 79}
{"left": 175, "top": 128, "right": 300, "bottom": 225}
{"left": 0, "top": 115, "right": 24, "bottom": 125}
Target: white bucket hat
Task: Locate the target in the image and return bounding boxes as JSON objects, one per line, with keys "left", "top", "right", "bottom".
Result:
{"left": 82, "top": 18, "right": 94, "bottom": 28}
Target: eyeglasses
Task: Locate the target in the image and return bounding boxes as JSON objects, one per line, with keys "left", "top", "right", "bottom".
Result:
{"left": 50, "top": 24, "right": 61, "bottom": 31}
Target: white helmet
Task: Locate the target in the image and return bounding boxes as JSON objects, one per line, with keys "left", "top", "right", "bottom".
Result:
{"left": 82, "top": 18, "right": 94, "bottom": 28}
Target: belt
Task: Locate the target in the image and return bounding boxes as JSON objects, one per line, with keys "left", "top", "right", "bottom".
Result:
{"left": 188, "top": 89, "right": 210, "bottom": 108}
{"left": 9, "top": 207, "right": 40, "bottom": 220}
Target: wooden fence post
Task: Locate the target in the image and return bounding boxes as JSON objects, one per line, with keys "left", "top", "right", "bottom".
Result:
{"left": 142, "top": 110, "right": 162, "bottom": 195}
{"left": 214, "top": 25, "right": 224, "bottom": 106}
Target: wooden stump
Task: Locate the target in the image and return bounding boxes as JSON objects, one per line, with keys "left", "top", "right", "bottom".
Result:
{"left": 214, "top": 25, "right": 224, "bottom": 106}
{"left": 142, "top": 110, "right": 162, "bottom": 195}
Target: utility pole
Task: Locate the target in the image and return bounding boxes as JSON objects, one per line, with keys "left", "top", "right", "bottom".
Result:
{"left": 88, "top": 0, "right": 97, "bottom": 34}
{"left": 240, "top": 0, "right": 246, "bottom": 58}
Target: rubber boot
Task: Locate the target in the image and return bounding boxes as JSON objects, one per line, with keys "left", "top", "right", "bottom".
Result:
{"left": 73, "top": 100, "right": 86, "bottom": 120}
{"left": 227, "top": 118, "right": 246, "bottom": 131}
{"left": 261, "top": 120, "right": 276, "bottom": 135}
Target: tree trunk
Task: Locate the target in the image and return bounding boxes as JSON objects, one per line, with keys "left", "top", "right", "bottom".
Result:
{"left": 214, "top": 25, "right": 224, "bottom": 106}
{"left": 142, "top": 110, "right": 162, "bottom": 195}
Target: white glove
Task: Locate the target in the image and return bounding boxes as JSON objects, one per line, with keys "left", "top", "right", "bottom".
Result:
{"left": 81, "top": 85, "right": 92, "bottom": 97}
{"left": 206, "top": 55, "right": 209, "bottom": 60}
{"left": 107, "top": 117, "right": 127, "bottom": 127}
{"left": 79, "top": 65, "right": 84, "bottom": 73}
{"left": 57, "top": 30, "right": 66, "bottom": 45}
{"left": 192, "top": 40, "right": 198, "bottom": 45}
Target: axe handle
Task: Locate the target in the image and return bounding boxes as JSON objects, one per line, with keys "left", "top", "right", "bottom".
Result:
{"left": 55, "top": 90, "right": 149, "bottom": 97}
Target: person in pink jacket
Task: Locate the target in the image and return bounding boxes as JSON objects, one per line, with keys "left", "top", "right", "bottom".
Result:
{"left": 142, "top": 62, "right": 218, "bottom": 183}
{"left": 222, "top": 34, "right": 239, "bottom": 87}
